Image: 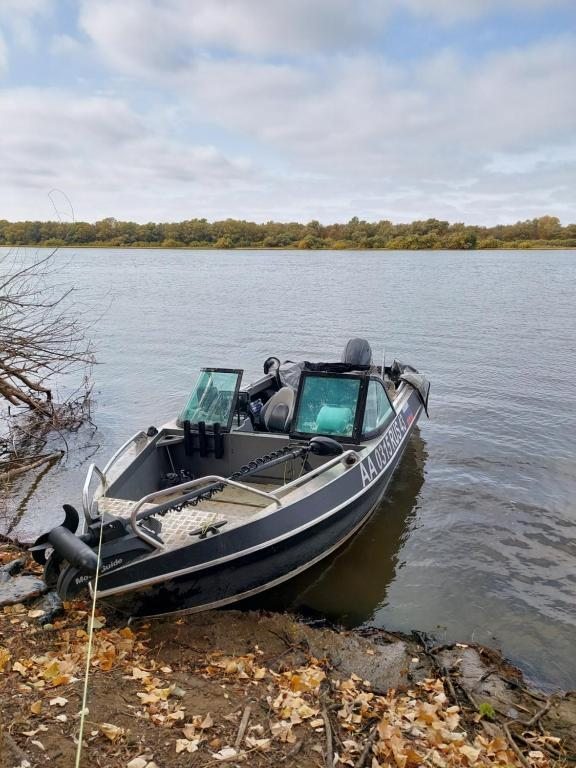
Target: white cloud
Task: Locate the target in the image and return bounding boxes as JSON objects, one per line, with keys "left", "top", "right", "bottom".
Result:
{"left": 0, "top": 31, "right": 7, "bottom": 77}
{"left": 0, "top": 0, "right": 54, "bottom": 51}
{"left": 78, "top": 1, "right": 192, "bottom": 78}
{"left": 49, "top": 33, "right": 83, "bottom": 57}
{"left": 176, "top": 37, "right": 576, "bottom": 180}
{"left": 79, "top": 0, "right": 576, "bottom": 73}
{"left": 1, "top": 1, "right": 575, "bottom": 224}
{"left": 0, "top": 89, "right": 257, "bottom": 221}
{"left": 79, "top": 0, "right": 391, "bottom": 75}
{"left": 486, "top": 144, "right": 576, "bottom": 175}
{"left": 397, "top": 0, "right": 573, "bottom": 22}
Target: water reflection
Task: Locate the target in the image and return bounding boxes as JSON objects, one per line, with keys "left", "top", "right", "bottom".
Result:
{"left": 243, "top": 431, "right": 427, "bottom": 625}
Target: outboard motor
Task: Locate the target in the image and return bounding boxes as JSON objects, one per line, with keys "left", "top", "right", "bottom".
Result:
{"left": 342, "top": 338, "right": 373, "bottom": 366}
{"left": 31, "top": 504, "right": 158, "bottom": 599}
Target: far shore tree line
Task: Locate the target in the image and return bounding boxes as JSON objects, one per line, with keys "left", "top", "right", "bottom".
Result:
{"left": 0, "top": 215, "right": 574, "bottom": 250}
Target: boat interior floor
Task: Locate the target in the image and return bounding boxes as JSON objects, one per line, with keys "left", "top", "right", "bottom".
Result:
{"left": 97, "top": 481, "right": 281, "bottom": 551}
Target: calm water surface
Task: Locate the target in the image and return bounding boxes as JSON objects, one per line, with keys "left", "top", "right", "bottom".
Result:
{"left": 3, "top": 247, "right": 575, "bottom": 690}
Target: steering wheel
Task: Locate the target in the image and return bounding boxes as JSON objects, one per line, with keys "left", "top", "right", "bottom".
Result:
{"left": 263, "top": 356, "right": 282, "bottom": 388}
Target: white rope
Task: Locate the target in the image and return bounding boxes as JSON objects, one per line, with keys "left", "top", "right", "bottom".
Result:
{"left": 74, "top": 515, "right": 105, "bottom": 768}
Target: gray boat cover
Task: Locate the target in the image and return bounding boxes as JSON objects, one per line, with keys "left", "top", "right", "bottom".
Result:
{"left": 279, "top": 357, "right": 430, "bottom": 416}
{"left": 279, "top": 361, "right": 305, "bottom": 390}
{"left": 399, "top": 371, "right": 430, "bottom": 415}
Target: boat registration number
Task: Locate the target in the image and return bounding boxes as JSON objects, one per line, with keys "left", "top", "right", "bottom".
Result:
{"left": 360, "top": 411, "right": 409, "bottom": 487}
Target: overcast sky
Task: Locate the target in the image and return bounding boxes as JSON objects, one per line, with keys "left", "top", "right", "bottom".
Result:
{"left": 0, "top": 0, "right": 575, "bottom": 225}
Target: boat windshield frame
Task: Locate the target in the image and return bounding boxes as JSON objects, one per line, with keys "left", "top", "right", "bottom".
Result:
{"left": 289, "top": 370, "right": 369, "bottom": 443}
{"left": 177, "top": 367, "right": 243, "bottom": 432}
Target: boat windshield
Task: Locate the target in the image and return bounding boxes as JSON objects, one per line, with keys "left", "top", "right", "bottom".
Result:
{"left": 292, "top": 373, "right": 362, "bottom": 439}
{"left": 178, "top": 368, "right": 242, "bottom": 430}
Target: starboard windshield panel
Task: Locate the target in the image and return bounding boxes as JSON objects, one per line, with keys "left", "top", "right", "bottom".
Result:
{"left": 362, "top": 378, "right": 394, "bottom": 436}
{"left": 177, "top": 368, "right": 242, "bottom": 431}
{"left": 291, "top": 372, "right": 364, "bottom": 441}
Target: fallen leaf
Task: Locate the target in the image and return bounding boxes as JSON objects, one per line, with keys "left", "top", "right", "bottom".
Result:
{"left": 49, "top": 696, "right": 68, "bottom": 707}
{"left": 201, "top": 712, "right": 214, "bottom": 729}
{"left": 30, "top": 700, "right": 43, "bottom": 715}
{"left": 131, "top": 667, "right": 151, "bottom": 680}
{"left": 213, "top": 746, "right": 239, "bottom": 760}
{"left": 100, "top": 722, "right": 125, "bottom": 742}
{"left": 254, "top": 667, "right": 266, "bottom": 680}
{"left": 270, "top": 721, "right": 297, "bottom": 744}
{"left": 175, "top": 738, "right": 200, "bottom": 754}
{"left": 245, "top": 736, "right": 271, "bottom": 750}
{"left": 30, "top": 740, "right": 45, "bottom": 751}
{"left": 459, "top": 744, "right": 480, "bottom": 762}
{"left": 0, "top": 646, "right": 12, "bottom": 671}
{"left": 182, "top": 724, "right": 196, "bottom": 739}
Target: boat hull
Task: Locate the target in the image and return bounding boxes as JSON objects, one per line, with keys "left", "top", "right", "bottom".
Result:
{"left": 99, "top": 389, "right": 424, "bottom": 618}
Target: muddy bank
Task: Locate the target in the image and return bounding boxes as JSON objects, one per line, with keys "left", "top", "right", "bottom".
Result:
{"left": 0, "top": 544, "right": 574, "bottom": 768}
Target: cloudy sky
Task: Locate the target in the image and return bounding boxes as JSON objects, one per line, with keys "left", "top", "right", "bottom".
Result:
{"left": 0, "top": 0, "right": 575, "bottom": 224}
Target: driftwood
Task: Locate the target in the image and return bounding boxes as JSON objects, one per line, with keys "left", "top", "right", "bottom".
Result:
{"left": 0, "top": 451, "right": 64, "bottom": 482}
{"left": 234, "top": 705, "right": 251, "bottom": 749}
{"left": 354, "top": 722, "right": 379, "bottom": 768}
{"left": 321, "top": 706, "right": 333, "bottom": 768}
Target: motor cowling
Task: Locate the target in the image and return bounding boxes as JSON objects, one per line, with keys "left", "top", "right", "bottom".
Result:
{"left": 342, "top": 338, "right": 373, "bottom": 366}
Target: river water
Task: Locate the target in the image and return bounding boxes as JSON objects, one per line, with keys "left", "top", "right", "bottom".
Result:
{"left": 2, "top": 247, "right": 575, "bottom": 690}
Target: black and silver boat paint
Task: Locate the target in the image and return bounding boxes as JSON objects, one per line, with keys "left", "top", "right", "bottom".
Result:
{"left": 33, "top": 341, "right": 429, "bottom": 618}
{"left": 104, "top": 390, "right": 422, "bottom": 617}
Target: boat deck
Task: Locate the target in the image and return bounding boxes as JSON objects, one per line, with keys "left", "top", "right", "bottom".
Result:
{"left": 97, "top": 482, "right": 279, "bottom": 549}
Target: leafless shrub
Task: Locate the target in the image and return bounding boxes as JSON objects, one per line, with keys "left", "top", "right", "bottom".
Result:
{"left": 0, "top": 247, "right": 95, "bottom": 414}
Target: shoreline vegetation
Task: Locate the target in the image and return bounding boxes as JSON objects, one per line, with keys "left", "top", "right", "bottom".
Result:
{"left": 1, "top": 215, "right": 575, "bottom": 251}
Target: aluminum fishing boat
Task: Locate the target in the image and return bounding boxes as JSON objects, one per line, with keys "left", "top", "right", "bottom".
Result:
{"left": 33, "top": 339, "right": 430, "bottom": 617}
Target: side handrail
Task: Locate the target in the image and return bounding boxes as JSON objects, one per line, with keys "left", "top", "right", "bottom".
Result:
{"left": 275, "top": 449, "right": 359, "bottom": 496}
{"left": 103, "top": 430, "right": 148, "bottom": 475}
{"left": 82, "top": 463, "right": 106, "bottom": 522}
{"left": 82, "top": 430, "right": 148, "bottom": 522}
{"left": 130, "top": 475, "right": 282, "bottom": 547}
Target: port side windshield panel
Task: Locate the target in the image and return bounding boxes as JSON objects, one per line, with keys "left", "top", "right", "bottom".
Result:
{"left": 291, "top": 372, "right": 364, "bottom": 441}
{"left": 177, "top": 368, "right": 242, "bottom": 431}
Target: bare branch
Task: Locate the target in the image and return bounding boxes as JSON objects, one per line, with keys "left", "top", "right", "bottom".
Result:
{"left": 0, "top": 248, "right": 94, "bottom": 415}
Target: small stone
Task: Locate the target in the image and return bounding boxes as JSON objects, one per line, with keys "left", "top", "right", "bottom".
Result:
{"left": 0, "top": 558, "right": 26, "bottom": 582}
{"left": 0, "top": 575, "right": 48, "bottom": 607}
{"left": 127, "top": 757, "right": 148, "bottom": 768}
{"left": 34, "top": 591, "right": 64, "bottom": 625}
